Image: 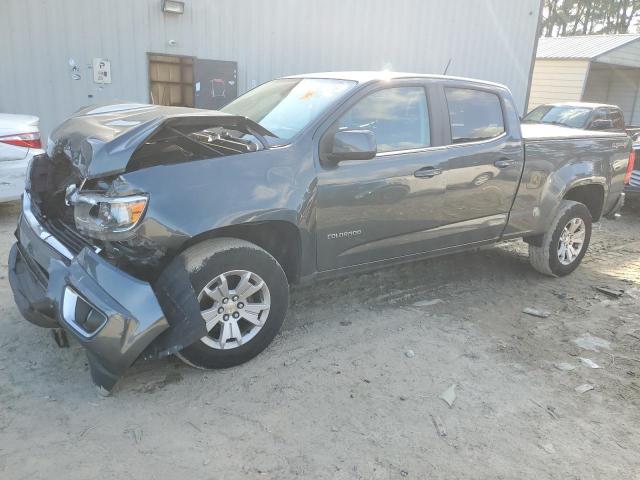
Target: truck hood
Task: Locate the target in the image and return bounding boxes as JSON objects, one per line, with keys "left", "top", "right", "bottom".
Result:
{"left": 48, "top": 103, "right": 274, "bottom": 179}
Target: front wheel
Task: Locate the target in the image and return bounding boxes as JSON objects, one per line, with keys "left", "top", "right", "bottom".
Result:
{"left": 175, "top": 238, "right": 289, "bottom": 369}
{"left": 528, "top": 200, "right": 592, "bottom": 277}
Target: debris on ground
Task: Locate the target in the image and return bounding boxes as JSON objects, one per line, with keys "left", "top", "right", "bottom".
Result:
{"left": 440, "top": 384, "right": 457, "bottom": 408}
{"left": 95, "top": 385, "right": 112, "bottom": 397}
{"left": 540, "top": 443, "right": 556, "bottom": 454}
{"left": 124, "top": 426, "right": 144, "bottom": 444}
{"left": 552, "top": 291, "right": 573, "bottom": 300}
{"left": 52, "top": 329, "right": 69, "bottom": 348}
{"left": 283, "top": 357, "right": 298, "bottom": 367}
{"left": 579, "top": 358, "right": 601, "bottom": 369}
{"left": 531, "top": 398, "right": 560, "bottom": 419}
{"left": 555, "top": 362, "right": 576, "bottom": 371}
{"left": 575, "top": 384, "right": 595, "bottom": 394}
{"left": 522, "top": 307, "right": 551, "bottom": 318}
{"left": 430, "top": 415, "right": 447, "bottom": 437}
{"left": 595, "top": 286, "right": 624, "bottom": 299}
{"left": 405, "top": 349, "right": 415, "bottom": 358}
{"left": 413, "top": 298, "right": 444, "bottom": 307}
{"left": 546, "top": 406, "right": 560, "bottom": 420}
{"left": 339, "top": 320, "right": 352, "bottom": 326}
{"left": 186, "top": 421, "right": 202, "bottom": 433}
{"left": 573, "top": 334, "right": 611, "bottom": 352}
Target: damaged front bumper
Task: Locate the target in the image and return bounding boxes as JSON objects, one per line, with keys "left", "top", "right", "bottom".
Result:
{"left": 8, "top": 193, "right": 204, "bottom": 393}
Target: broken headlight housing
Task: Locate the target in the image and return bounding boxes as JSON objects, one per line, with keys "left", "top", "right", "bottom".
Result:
{"left": 73, "top": 193, "right": 148, "bottom": 240}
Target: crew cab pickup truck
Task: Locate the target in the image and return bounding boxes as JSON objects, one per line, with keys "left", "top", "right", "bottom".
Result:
{"left": 8, "top": 72, "right": 633, "bottom": 393}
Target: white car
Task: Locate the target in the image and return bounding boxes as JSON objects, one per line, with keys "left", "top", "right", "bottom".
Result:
{"left": 0, "top": 113, "right": 45, "bottom": 202}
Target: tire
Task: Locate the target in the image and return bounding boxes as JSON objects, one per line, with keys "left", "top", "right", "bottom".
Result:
{"left": 175, "top": 238, "right": 289, "bottom": 369}
{"left": 528, "top": 200, "right": 592, "bottom": 277}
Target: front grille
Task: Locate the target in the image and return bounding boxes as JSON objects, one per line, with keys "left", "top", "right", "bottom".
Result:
{"left": 27, "top": 153, "right": 102, "bottom": 256}
{"left": 45, "top": 218, "right": 97, "bottom": 254}
{"left": 29, "top": 196, "right": 100, "bottom": 257}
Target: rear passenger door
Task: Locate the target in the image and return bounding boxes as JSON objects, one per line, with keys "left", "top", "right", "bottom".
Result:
{"left": 436, "top": 85, "right": 524, "bottom": 245}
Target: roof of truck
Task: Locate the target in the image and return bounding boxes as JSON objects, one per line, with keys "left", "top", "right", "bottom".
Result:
{"left": 537, "top": 101, "right": 621, "bottom": 110}
{"left": 285, "top": 71, "right": 509, "bottom": 90}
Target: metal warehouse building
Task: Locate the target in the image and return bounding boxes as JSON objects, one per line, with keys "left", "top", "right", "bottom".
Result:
{"left": 529, "top": 34, "right": 640, "bottom": 124}
{"left": 1, "top": 0, "right": 542, "bottom": 138}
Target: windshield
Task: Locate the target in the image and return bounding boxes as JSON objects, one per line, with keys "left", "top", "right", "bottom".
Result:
{"left": 222, "top": 78, "right": 357, "bottom": 144}
{"left": 523, "top": 105, "right": 592, "bottom": 129}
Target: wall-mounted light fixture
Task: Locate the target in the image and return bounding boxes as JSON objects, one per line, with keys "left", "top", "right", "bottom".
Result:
{"left": 162, "top": 0, "right": 185, "bottom": 14}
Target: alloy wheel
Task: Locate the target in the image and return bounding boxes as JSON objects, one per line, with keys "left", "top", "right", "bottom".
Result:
{"left": 557, "top": 217, "right": 586, "bottom": 266}
{"left": 197, "top": 270, "right": 271, "bottom": 350}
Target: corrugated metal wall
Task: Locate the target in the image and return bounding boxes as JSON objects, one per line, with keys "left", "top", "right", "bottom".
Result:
{"left": 596, "top": 39, "right": 640, "bottom": 68}
{"left": 528, "top": 59, "right": 590, "bottom": 109}
{"left": 583, "top": 63, "right": 640, "bottom": 125}
{"left": 581, "top": 64, "right": 611, "bottom": 102}
{"left": 0, "top": 0, "right": 541, "bottom": 137}
{"left": 588, "top": 39, "right": 640, "bottom": 124}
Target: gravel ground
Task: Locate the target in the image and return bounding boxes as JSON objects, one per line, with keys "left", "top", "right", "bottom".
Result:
{"left": 0, "top": 198, "right": 639, "bottom": 479}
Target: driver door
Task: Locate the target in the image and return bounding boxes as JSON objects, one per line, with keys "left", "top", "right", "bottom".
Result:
{"left": 315, "top": 82, "right": 450, "bottom": 271}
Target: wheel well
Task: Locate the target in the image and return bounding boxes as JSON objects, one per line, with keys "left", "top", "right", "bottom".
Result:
{"left": 180, "top": 221, "right": 302, "bottom": 283}
{"left": 563, "top": 184, "right": 605, "bottom": 221}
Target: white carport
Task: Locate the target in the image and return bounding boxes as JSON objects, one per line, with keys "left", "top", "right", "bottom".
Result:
{"left": 529, "top": 34, "right": 640, "bottom": 125}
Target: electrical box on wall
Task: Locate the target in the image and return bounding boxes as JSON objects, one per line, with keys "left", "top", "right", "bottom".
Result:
{"left": 92, "top": 58, "right": 111, "bottom": 84}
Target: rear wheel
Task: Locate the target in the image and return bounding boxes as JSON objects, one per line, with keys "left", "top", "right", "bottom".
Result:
{"left": 528, "top": 200, "right": 592, "bottom": 277}
{"left": 175, "top": 238, "right": 289, "bottom": 369}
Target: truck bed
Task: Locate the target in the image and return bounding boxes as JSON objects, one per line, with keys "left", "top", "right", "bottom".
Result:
{"left": 521, "top": 123, "right": 628, "bottom": 141}
{"left": 505, "top": 122, "right": 630, "bottom": 240}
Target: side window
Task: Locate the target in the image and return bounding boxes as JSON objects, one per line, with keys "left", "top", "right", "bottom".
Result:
{"left": 610, "top": 109, "right": 625, "bottom": 129}
{"left": 591, "top": 108, "right": 608, "bottom": 122}
{"left": 336, "top": 87, "right": 430, "bottom": 153}
{"left": 444, "top": 88, "right": 505, "bottom": 144}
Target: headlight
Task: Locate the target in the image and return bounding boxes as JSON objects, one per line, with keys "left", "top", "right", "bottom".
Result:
{"left": 73, "top": 193, "right": 148, "bottom": 240}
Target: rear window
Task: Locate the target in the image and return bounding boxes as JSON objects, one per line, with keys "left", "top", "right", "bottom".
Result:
{"left": 523, "top": 105, "right": 591, "bottom": 129}
{"left": 610, "top": 109, "right": 625, "bottom": 129}
{"left": 445, "top": 88, "right": 505, "bottom": 144}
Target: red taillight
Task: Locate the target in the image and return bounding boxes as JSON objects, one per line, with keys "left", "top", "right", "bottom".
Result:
{"left": 0, "top": 132, "right": 41, "bottom": 149}
{"left": 625, "top": 149, "right": 636, "bottom": 185}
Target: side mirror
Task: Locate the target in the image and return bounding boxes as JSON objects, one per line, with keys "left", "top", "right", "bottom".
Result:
{"left": 590, "top": 119, "right": 613, "bottom": 130}
{"left": 328, "top": 130, "right": 377, "bottom": 163}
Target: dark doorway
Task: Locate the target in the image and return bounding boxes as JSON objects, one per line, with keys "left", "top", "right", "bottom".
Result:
{"left": 194, "top": 59, "right": 238, "bottom": 110}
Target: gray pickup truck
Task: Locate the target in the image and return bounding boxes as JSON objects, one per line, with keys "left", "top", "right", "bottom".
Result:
{"left": 8, "top": 72, "right": 632, "bottom": 393}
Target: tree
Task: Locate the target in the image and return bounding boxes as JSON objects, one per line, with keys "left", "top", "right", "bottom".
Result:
{"left": 541, "top": 0, "right": 640, "bottom": 36}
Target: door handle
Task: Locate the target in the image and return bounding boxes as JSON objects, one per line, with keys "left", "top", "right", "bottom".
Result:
{"left": 494, "top": 158, "right": 516, "bottom": 168}
{"left": 414, "top": 167, "right": 442, "bottom": 178}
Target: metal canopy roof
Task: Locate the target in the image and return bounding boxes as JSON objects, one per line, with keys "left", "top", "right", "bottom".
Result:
{"left": 537, "top": 34, "right": 640, "bottom": 60}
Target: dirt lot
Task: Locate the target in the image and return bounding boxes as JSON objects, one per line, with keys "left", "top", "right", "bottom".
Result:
{"left": 1, "top": 199, "right": 639, "bottom": 480}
